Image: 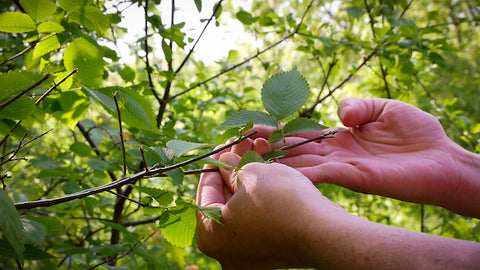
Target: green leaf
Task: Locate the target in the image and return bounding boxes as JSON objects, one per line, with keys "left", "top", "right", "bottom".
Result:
{"left": 69, "top": 5, "right": 110, "bottom": 34}
{"left": 70, "top": 142, "right": 93, "bottom": 157}
{"left": 193, "top": 0, "right": 202, "bottom": 12}
{"left": 177, "top": 200, "right": 222, "bottom": 225}
{"left": 218, "top": 110, "right": 278, "bottom": 129}
{"left": 131, "top": 185, "right": 174, "bottom": 206}
{"left": 166, "top": 140, "right": 209, "bottom": 157}
{"left": 58, "top": 0, "right": 92, "bottom": 12}
{"left": 0, "top": 189, "right": 26, "bottom": 260}
{"left": 263, "top": 150, "right": 287, "bottom": 161}
{"left": 87, "top": 159, "right": 109, "bottom": 171}
{"left": 161, "top": 39, "right": 172, "bottom": 62}
{"left": 0, "top": 96, "right": 36, "bottom": 120}
{"left": 83, "top": 86, "right": 155, "bottom": 131}
{"left": 0, "top": 71, "right": 44, "bottom": 102}
{"left": 24, "top": 215, "right": 63, "bottom": 235}
{"left": 62, "top": 181, "right": 82, "bottom": 194}
{"left": 261, "top": 67, "right": 310, "bottom": 120}
{"left": 236, "top": 10, "right": 256, "bottom": 25}
{"left": 20, "top": 0, "right": 57, "bottom": 22}
{"left": 21, "top": 218, "right": 47, "bottom": 246}
{"left": 33, "top": 35, "right": 60, "bottom": 59}
{"left": 149, "top": 146, "right": 175, "bottom": 165}
{"left": 119, "top": 65, "right": 136, "bottom": 83}
{"left": 283, "top": 117, "right": 328, "bottom": 135}
{"left": 343, "top": 6, "right": 365, "bottom": 19}
{"left": 268, "top": 130, "right": 285, "bottom": 144}
{"left": 64, "top": 38, "right": 106, "bottom": 87}
{"left": 0, "top": 238, "right": 54, "bottom": 260}
{"left": 237, "top": 150, "right": 265, "bottom": 170}
{"left": 201, "top": 157, "right": 235, "bottom": 169}
{"left": 165, "top": 168, "right": 184, "bottom": 187}
{"left": 101, "top": 221, "right": 140, "bottom": 244}
{"left": 37, "top": 21, "right": 65, "bottom": 33}
{"left": 159, "top": 207, "right": 196, "bottom": 248}
{"left": 0, "top": 12, "right": 36, "bottom": 33}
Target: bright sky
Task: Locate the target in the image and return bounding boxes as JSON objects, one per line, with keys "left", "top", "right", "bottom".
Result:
{"left": 109, "top": 0, "right": 252, "bottom": 64}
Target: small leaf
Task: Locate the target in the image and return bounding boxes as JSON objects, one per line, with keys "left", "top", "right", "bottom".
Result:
{"left": 263, "top": 150, "right": 287, "bottom": 161}
{"left": 193, "top": 0, "right": 202, "bottom": 12}
{"left": 165, "top": 168, "right": 184, "bottom": 187}
{"left": 149, "top": 146, "right": 175, "bottom": 165}
{"left": 219, "top": 110, "right": 278, "bottom": 129}
{"left": 87, "top": 159, "right": 109, "bottom": 171}
{"left": 261, "top": 67, "right": 310, "bottom": 120}
{"left": 343, "top": 6, "right": 365, "bottom": 19}
{"left": 131, "top": 185, "right": 173, "bottom": 206}
{"left": 0, "top": 189, "right": 26, "bottom": 260}
{"left": 201, "top": 157, "right": 235, "bottom": 169}
{"left": 101, "top": 221, "right": 140, "bottom": 244}
{"left": 236, "top": 10, "right": 256, "bottom": 25}
{"left": 70, "top": 142, "right": 93, "bottom": 157}
{"left": 237, "top": 150, "right": 265, "bottom": 170}
{"left": 268, "top": 130, "right": 285, "bottom": 144}
{"left": 240, "top": 119, "right": 254, "bottom": 136}
{"left": 177, "top": 200, "right": 222, "bottom": 225}
{"left": 283, "top": 117, "right": 328, "bottom": 135}
{"left": 166, "top": 140, "right": 209, "bottom": 157}
{"left": 0, "top": 12, "right": 36, "bottom": 33}
{"left": 161, "top": 39, "right": 172, "bottom": 62}
{"left": 159, "top": 207, "right": 196, "bottom": 248}
{"left": 37, "top": 21, "right": 65, "bottom": 33}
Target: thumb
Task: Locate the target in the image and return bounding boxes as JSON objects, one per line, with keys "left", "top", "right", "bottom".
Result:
{"left": 338, "top": 98, "right": 388, "bottom": 127}
{"left": 219, "top": 152, "right": 241, "bottom": 193}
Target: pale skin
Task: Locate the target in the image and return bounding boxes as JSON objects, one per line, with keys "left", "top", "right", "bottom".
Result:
{"left": 196, "top": 98, "right": 480, "bottom": 269}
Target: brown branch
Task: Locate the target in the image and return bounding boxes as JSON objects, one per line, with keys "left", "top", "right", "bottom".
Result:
{"left": 14, "top": 131, "right": 258, "bottom": 210}
{"left": 0, "top": 73, "right": 52, "bottom": 111}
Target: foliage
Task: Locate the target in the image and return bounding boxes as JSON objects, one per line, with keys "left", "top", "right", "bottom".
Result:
{"left": 0, "top": 0, "right": 479, "bottom": 269}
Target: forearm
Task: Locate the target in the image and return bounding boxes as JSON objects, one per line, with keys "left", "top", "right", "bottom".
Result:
{"left": 449, "top": 143, "right": 480, "bottom": 218}
{"left": 304, "top": 213, "right": 480, "bottom": 269}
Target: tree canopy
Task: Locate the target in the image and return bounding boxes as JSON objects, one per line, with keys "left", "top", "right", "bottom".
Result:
{"left": 0, "top": 0, "right": 479, "bottom": 269}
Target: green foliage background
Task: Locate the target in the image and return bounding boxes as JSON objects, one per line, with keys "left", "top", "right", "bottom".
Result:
{"left": 0, "top": 0, "right": 479, "bottom": 269}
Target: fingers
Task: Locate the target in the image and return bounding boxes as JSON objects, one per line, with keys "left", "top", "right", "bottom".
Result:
{"left": 296, "top": 162, "right": 369, "bottom": 193}
{"left": 338, "top": 98, "right": 389, "bottom": 127}
{"left": 219, "top": 152, "right": 241, "bottom": 193}
{"left": 197, "top": 168, "right": 228, "bottom": 208}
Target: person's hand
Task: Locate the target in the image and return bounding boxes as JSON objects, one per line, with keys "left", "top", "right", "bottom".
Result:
{"left": 251, "top": 98, "right": 480, "bottom": 217}
{"left": 196, "top": 151, "right": 346, "bottom": 269}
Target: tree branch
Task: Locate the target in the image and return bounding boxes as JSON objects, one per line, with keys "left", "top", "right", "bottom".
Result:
{"left": 14, "top": 131, "right": 258, "bottom": 210}
{"left": 0, "top": 73, "right": 51, "bottom": 111}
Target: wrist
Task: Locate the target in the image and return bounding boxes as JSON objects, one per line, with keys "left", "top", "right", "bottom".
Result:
{"left": 450, "top": 142, "right": 480, "bottom": 217}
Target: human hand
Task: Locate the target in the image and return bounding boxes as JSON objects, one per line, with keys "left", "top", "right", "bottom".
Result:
{"left": 196, "top": 151, "right": 346, "bottom": 269}
{"left": 251, "top": 98, "right": 480, "bottom": 217}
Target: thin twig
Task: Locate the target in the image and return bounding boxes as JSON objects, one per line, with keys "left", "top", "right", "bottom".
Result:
{"left": 143, "top": 0, "right": 162, "bottom": 104}
{"left": 280, "top": 130, "right": 338, "bottom": 151}
{"left": 107, "top": 190, "right": 147, "bottom": 207}
{"left": 175, "top": 0, "right": 224, "bottom": 74}
{"left": 168, "top": 0, "right": 316, "bottom": 101}
{"left": 113, "top": 93, "right": 127, "bottom": 177}
{"left": 0, "top": 33, "right": 56, "bottom": 66}
{"left": 139, "top": 146, "right": 149, "bottom": 172}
